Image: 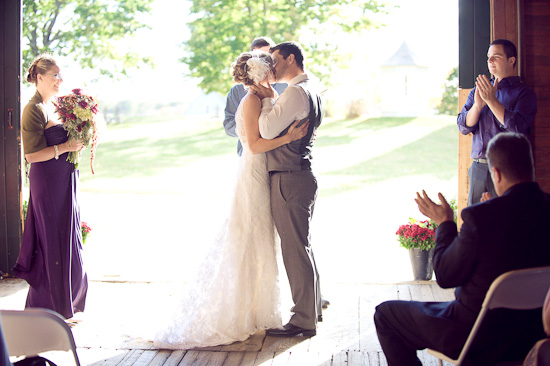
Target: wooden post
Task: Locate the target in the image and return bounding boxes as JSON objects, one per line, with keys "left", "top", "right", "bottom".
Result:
{"left": 457, "top": 89, "right": 472, "bottom": 229}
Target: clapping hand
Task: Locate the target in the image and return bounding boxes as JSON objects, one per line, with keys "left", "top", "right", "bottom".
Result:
{"left": 475, "top": 74, "right": 499, "bottom": 105}
{"left": 414, "top": 190, "right": 454, "bottom": 225}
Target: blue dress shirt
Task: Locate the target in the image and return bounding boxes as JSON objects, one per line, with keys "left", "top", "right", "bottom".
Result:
{"left": 457, "top": 76, "right": 537, "bottom": 159}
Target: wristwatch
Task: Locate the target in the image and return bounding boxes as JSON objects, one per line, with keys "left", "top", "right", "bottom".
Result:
{"left": 54, "top": 145, "right": 59, "bottom": 160}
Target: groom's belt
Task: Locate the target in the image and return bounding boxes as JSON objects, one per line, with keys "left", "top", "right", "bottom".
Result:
{"left": 269, "top": 170, "right": 293, "bottom": 176}
{"left": 269, "top": 168, "right": 312, "bottom": 175}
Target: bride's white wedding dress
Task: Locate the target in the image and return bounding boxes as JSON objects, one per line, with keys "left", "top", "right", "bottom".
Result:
{"left": 153, "top": 94, "right": 282, "bottom": 349}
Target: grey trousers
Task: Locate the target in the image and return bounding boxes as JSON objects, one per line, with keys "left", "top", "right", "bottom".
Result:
{"left": 467, "top": 161, "right": 497, "bottom": 206}
{"left": 270, "top": 170, "right": 322, "bottom": 329}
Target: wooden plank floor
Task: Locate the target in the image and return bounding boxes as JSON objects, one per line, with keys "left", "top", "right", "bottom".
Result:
{"left": 0, "top": 279, "right": 455, "bottom": 365}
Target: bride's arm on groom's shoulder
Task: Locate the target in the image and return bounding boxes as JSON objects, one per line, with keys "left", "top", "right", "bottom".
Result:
{"left": 243, "top": 96, "right": 308, "bottom": 154}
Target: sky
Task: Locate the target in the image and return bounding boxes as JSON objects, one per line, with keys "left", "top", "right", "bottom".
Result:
{"left": 53, "top": 0, "right": 459, "bottom": 111}
{"left": 377, "top": 0, "right": 458, "bottom": 69}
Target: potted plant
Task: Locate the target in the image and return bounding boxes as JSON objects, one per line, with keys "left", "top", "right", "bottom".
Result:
{"left": 396, "top": 219, "right": 437, "bottom": 280}
{"left": 81, "top": 221, "right": 92, "bottom": 244}
{"left": 396, "top": 199, "right": 457, "bottom": 281}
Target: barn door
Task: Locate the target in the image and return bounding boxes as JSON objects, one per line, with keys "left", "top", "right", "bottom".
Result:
{"left": 0, "top": 0, "right": 23, "bottom": 275}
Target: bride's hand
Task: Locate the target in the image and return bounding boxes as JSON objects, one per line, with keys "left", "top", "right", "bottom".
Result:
{"left": 250, "top": 84, "right": 274, "bottom": 100}
{"left": 286, "top": 119, "right": 309, "bottom": 142}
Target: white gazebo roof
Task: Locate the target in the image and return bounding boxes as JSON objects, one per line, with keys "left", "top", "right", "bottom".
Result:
{"left": 383, "top": 41, "right": 423, "bottom": 66}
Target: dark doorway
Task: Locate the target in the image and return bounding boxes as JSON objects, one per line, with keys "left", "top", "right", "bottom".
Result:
{"left": 0, "top": 0, "right": 23, "bottom": 274}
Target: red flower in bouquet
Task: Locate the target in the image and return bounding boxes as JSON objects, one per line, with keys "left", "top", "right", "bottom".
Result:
{"left": 53, "top": 88, "right": 99, "bottom": 173}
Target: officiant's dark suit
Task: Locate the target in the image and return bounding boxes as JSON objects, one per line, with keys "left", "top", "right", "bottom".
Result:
{"left": 375, "top": 132, "right": 550, "bottom": 366}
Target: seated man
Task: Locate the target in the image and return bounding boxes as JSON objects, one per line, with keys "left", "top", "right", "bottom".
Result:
{"left": 374, "top": 132, "right": 550, "bottom": 365}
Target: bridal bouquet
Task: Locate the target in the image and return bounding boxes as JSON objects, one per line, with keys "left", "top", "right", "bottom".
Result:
{"left": 54, "top": 88, "right": 99, "bottom": 173}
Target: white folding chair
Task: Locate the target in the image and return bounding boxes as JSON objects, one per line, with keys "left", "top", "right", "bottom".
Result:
{"left": 0, "top": 308, "right": 81, "bottom": 366}
{"left": 428, "top": 266, "right": 550, "bottom": 366}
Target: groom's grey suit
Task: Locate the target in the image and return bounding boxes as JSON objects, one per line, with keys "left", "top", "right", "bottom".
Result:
{"left": 259, "top": 74, "right": 323, "bottom": 330}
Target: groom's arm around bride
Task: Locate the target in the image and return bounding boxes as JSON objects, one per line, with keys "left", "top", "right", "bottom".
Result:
{"left": 251, "top": 41, "right": 324, "bottom": 337}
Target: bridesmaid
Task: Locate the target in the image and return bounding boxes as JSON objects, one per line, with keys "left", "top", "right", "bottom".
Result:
{"left": 14, "top": 54, "right": 87, "bottom": 321}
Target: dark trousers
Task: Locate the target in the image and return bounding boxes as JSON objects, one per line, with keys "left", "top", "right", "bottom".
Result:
{"left": 374, "top": 300, "right": 544, "bottom": 365}
{"left": 374, "top": 301, "right": 471, "bottom": 366}
{"left": 468, "top": 161, "right": 497, "bottom": 206}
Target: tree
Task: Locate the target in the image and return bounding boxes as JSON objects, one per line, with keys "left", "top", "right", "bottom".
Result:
{"left": 22, "top": 0, "right": 154, "bottom": 77}
{"left": 183, "top": 0, "right": 389, "bottom": 94}
{"left": 437, "top": 67, "right": 458, "bottom": 115}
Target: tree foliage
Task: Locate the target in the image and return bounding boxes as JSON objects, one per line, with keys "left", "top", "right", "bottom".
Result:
{"left": 437, "top": 67, "right": 458, "bottom": 115}
{"left": 183, "top": 0, "right": 389, "bottom": 94}
{"left": 22, "top": 0, "right": 154, "bottom": 77}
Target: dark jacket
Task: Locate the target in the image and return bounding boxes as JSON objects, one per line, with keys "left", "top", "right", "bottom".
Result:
{"left": 434, "top": 182, "right": 550, "bottom": 363}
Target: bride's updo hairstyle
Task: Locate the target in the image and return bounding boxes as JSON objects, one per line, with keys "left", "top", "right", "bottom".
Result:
{"left": 232, "top": 50, "right": 273, "bottom": 87}
{"left": 26, "top": 54, "right": 57, "bottom": 85}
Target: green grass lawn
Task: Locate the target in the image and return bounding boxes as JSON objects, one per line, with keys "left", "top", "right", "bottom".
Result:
{"left": 76, "top": 114, "right": 457, "bottom": 197}
{"left": 322, "top": 122, "right": 457, "bottom": 193}
{"left": 77, "top": 115, "right": 235, "bottom": 183}
{"left": 314, "top": 116, "right": 416, "bottom": 147}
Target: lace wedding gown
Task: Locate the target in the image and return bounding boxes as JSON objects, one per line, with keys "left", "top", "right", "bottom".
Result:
{"left": 153, "top": 94, "right": 282, "bottom": 349}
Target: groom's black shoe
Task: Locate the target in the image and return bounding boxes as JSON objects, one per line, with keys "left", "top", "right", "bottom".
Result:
{"left": 266, "top": 323, "right": 316, "bottom": 337}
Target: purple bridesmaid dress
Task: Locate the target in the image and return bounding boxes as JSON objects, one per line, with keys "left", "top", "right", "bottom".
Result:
{"left": 14, "top": 124, "right": 88, "bottom": 319}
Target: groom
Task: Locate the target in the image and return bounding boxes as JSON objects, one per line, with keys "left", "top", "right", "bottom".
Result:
{"left": 251, "top": 41, "right": 323, "bottom": 337}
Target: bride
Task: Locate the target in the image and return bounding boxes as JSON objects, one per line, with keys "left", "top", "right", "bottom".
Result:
{"left": 153, "top": 50, "right": 309, "bottom": 349}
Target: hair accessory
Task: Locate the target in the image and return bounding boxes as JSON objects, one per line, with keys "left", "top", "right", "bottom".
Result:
{"left": 246, "top": 56, "right": 271, "bottom": 84}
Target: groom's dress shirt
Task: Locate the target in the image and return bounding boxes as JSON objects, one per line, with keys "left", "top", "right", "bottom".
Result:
{"left": 258, "top": 74, "right": 311, "bottom": 140}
